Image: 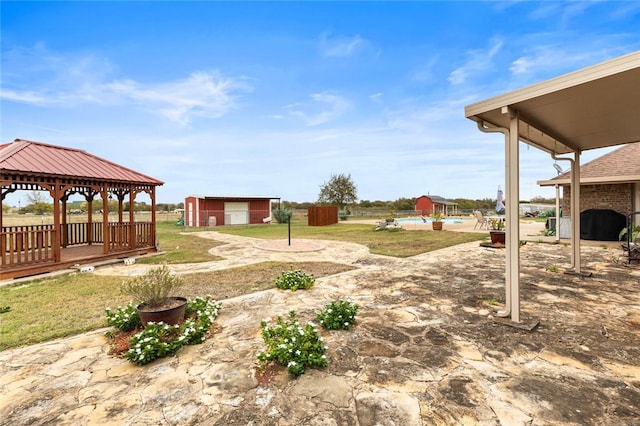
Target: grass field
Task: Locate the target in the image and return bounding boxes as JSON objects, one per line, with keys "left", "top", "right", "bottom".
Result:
{"left": 0, "top": 216, "right": 486, "bottom": 351}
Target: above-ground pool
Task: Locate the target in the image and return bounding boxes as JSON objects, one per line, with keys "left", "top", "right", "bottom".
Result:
{"left": 396, "top": 217, "right": 470, "bottom": 225}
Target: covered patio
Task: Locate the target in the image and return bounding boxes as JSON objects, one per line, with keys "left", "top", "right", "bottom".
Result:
{"left": 0, "top": 139, "right": 164, "bottom": 280}
{"left": 465, "top": 50, "right": 640, "bottom": 323}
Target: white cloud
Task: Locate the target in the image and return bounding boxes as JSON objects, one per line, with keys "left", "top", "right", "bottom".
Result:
{"left": 320, "top": 32, "right": 367, "bottom": 57}
{"left": 509, "top": 46, "right": 603, "bottom": 76}
{"left": 288, "top": 92, "right": 350, "bottom": 126}
{"left": 448, "top": 39, "right": 504, "bottom": 85}
{"left": 108, "top": 71, "right": 252, "bottom": 125}
{"left": 0, "top": 89, "right": 51, "bottom": 105}
{"left": 369, "top": 92, "right": 383, "bottom": 103}
{"left": 1, "top": 46, "right": 252, "bottom": 126}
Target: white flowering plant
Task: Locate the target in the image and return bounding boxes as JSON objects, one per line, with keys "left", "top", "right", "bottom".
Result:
{"left": 105, "top": 302, "right": 141, "bottom": 331}
{"left": 106, "top": 296, "right": 222, "bottom": 365}
{"left": 126, "top": 322, "right": 184, "bottom": 365}
{"left": 274, "top": 269, "right": 315, "bottom": 291}
{"left": 316, "top": 300, "right": 359, "bottom": 330}
{"left": 257, "top": 310, "right": 327, "bottom": 377}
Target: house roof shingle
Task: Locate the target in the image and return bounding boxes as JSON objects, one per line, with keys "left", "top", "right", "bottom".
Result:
{"left": 0, "top": 139, "right": 163, "bottom": 185}
{"left": 539, "top": 142, "right": 640, "bottom": 186}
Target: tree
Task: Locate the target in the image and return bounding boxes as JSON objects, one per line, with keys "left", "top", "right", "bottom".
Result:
{"left": 392, "top": 197, "right": 416, "bottom": 212}
{"left": 26, "top": 190, "right": 47, "bottom": 204}
{"left": 317, "top": 173, "right": 358, "bottom": 210}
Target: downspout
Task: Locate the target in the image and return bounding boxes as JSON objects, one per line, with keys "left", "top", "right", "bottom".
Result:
{"left": 551, "top": 152, "right": 580, "bottom": 274}
{"left": 477, "top": 121, "right": 511, "bottom": 318}
{"left": 551, "top": 152, "right": 575, "bottom": 250}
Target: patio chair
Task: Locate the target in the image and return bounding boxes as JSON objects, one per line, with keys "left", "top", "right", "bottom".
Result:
{"left": 473, "top": 210, "right": 490, "bottom": 230}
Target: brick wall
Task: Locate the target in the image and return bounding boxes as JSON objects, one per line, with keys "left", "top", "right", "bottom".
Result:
{"left": 562, "top": 183, "right": 633, "bottom": 216}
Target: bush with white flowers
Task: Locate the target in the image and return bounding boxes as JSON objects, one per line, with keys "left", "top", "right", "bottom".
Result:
{"left": 274, "top": 269, "right": 315, "bottom": 291}
{"left": 316, "top": 300, "right": 359, "bottom": 330}
{"left": 106, "top": 296, "right": 221, "bottom": 365}
{"left": 257, "top": 310, "right": 327, "bottom": 377}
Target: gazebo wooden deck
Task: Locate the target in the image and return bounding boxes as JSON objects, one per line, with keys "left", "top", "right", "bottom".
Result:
{"left": 1, "top": 139, "right": 164, "bottom": 280}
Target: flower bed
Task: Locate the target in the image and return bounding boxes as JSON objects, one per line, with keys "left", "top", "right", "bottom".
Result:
{"left": 105, "top": 296, "right": 221, "bottom": 365}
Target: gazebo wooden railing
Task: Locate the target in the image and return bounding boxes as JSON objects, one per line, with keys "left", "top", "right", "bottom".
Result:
{"left": 1, "top": 225, "right": 55, "bottom": 267}
{"left": 1, "top": 221, "right": 156, "bottom": 277}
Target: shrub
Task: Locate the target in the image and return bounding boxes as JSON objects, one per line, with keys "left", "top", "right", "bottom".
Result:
{"left": 257, "top": 311, "right": 327, "bottom": 376}
{"left": 338, "top": 210, "right": 348, "bottom": 220}
{"left": 120, "top": 264, "right": 184, "bottom": 308}
{"left": 316, "top": 300, "right": 359, "bottom": 330}
{"left": 273, "top": 207, "right": 293, "bottom": 224}
{"left": 274, "top": 269, "right": 315, "bottom": 291}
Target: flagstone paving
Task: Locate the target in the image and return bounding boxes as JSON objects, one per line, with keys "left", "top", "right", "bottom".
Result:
{"left": 1, "top": 230, "right": 639, "bottom": 425}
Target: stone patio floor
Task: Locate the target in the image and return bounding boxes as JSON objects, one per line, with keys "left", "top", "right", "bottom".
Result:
{"left": 1, "top": 226, "right": 639, "bottom": 425}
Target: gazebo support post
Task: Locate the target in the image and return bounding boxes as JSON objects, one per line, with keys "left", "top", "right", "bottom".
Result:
{"left": 86, "top": 191, "right": 96, "bottom": 245}
{"left": 102, "top": 189, "right": 109, "bottom": 255}
{"left": 52, "top": 180, "right": 62, "bottom": 262}
{"left": 61, "top": 196, "right": 68, "bottom": 248}
{"left": 151, "top": 187, "right": 157, "bottom": 248}
{"left": 129, "top": 187, "right": 136, "bottom": 250}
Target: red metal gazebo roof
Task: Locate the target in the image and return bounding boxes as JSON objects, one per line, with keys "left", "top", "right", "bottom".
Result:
{"left": 0, "top": 139, "right": 163, "bottom": 185}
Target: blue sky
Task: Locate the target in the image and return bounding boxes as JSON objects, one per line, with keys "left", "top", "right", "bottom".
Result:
{"left": 2, "top": 1, "right": 639, "bottom": 205}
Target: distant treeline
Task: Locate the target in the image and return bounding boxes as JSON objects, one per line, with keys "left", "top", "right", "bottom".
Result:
{"left": 275, "top": 196, "right": 556, "bottom": 212}
{"left": 8, "top": 201, "right": 185, "bottom": 215}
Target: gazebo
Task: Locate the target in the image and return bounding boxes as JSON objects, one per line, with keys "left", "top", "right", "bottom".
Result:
{"left": 465, "top": 50, "right": 640, "bottom": 323}
{"left": 0, "top": 139, "right": 164, "bottom": 280}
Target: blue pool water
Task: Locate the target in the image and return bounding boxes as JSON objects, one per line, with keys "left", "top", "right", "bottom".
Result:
{"left": 396, "top": 217, "right": 470, "bottom": 225}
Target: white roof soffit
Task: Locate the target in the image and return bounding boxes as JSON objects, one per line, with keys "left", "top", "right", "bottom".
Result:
{"left": 538, "top": 175, "right": 640, "bottom": 187}
{"left": 465, "top": 51, "right": 640, "bottom": 155}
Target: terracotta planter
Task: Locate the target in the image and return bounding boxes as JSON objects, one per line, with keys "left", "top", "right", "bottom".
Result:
{"left": 432, "top": 221, "right": 443, "bottom": 231}
{"left": 490, "top": 231, "right": 506, "bottom": 245}
{"left": 137, "top": 297, "right": 187, "bottom": 327}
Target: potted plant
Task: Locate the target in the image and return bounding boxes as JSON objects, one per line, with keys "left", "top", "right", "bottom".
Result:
{"left": 619, "top": 224, "right": 640, "bottom": 260}
{"left": 120, "top": 264, "right": 187, "bottom": 327}
{"left": 385, "top": 209, "right": 396, "bottom": 224}
{"left": 489, "top": 218, "right": 506, "bottom": 245}
{"left": 430, "top": 212, "right": 444, "bottom": 230}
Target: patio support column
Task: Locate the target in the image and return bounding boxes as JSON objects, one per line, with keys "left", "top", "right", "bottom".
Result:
{"left": 476, "top": 118, "right": 518, "bottom": 321}
{"left": 555, "top": 184, "right": 561, "bottom": 243}
{"left": 506, "top": 108, "right": 521, "bottom": 323}
{"left": 571, "top": 151, "right": 581, "bottom": 273}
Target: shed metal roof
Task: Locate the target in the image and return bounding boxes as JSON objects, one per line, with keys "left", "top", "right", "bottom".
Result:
{"left": 419, "top": 195, "right": 458, "bottom": 206}
{"left": 0, "top": 139, "right": 163, "bottom": 185}
{"left": 189, "top": 195, "right": 281, "bottom": 200}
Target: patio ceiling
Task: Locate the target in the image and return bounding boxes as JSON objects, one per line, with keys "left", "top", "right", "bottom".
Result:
{"left": 465, "top": 50, "right": 640, "bottom": 154}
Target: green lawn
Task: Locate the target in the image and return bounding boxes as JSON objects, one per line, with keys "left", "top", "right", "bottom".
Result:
{"left": 0, "top": 220, "right": 487, "bottom": 351}
{"left": 212, "top": 220, "right": 488, "bottom": 257}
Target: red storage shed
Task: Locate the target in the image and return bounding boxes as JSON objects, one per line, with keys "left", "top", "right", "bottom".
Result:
{"left": 184, "top": 195, "right": 280, "bottom": 227}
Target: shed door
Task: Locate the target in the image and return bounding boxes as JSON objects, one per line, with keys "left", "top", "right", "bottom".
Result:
{"left": 224, "top": 202, "right": 249, "bottom": 225}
